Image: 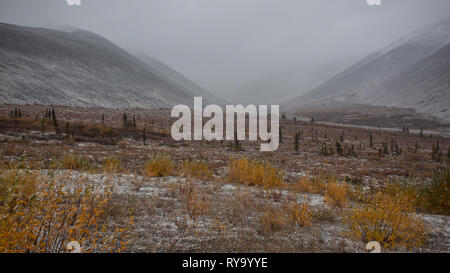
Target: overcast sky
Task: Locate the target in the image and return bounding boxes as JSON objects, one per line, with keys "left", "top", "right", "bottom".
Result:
{"left": 1, "top": 0, "right": 450, "bottom": 95}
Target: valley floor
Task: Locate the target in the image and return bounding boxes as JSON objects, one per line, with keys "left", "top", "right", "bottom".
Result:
{"left": 0, "top": 105, "right": 449, "bottom": 253}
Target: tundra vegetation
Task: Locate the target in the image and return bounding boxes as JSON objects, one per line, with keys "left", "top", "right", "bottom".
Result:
{"left": 0, "top": 105, "right": 448, "bottom": 253}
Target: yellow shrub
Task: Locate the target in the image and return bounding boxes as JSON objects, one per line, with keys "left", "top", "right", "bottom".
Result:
{"left": 324, "top": 182, "right": 348, "bottom": 208}
{"left": 144, "top": 154, "right": 174, "bottom": 177}
{"left": 60, "top": 154, "right": 92, "bottom": 171}
{"left": 295, "top": 176, "right": 326, "bottom": 194}
{"left": 0, "top": 168, "right": 130, "bottom": 253}
{"left": 286, "top": 202, "right": 313, "bottom": 227}
{"left": 228, "top": 157, "right": 284, "bottom": 189}
{"left": 179, "top": 160, "right": 213, "bottom": 180}
{"left": 103, "top": 156, "right": 122, "bottom": 173}
{"left": 345, "top": 192, "right": 431, "bottom": 250}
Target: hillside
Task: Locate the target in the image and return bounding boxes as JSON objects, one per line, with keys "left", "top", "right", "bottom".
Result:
{"left": 284, "top": 19, "right": 450, "bottom": 121}
{"left": 0, "top": 22, "right": 202, "bottom": 108}
{"left": 377, "top": 43, "right": 450, "bottom": 121}
{"left": 132, "top": 52, "right": 225, "bottom": 104}
{"left": 227, "top": 61, "right": 346, "bottom": 104}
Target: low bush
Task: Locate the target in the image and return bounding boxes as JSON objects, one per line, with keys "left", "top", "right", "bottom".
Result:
{"left": 228, "top": 157, "right": 284, "bottom": 189}
{"left": 345, "top": 192, "right": 431, "bottom": 250}
{"left": 144, "top": 154, "right": 174, "bottom": 177}
{"left": 179, "top": 160, "right": 213, "bottom": 180}
{"left": 324, "top": 182, "right": 348, "bottom": 208}
{"left": 0, "top": 167, "right": 130, "bottom": 253}
{"left": 286, "top": 202, "right": 313, "bottom": 227}
{"left": 103, "top": 156, "right": 122, "bottom": 173}
{"left": 59, "top": 154, "right": 92, "bottom": 171}
{"left": 294, "top": 176, "right": 327, "bottom": 194}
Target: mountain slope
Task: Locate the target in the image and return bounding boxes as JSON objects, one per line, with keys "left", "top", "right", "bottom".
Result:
{"left": 0, "top": 22, "right": 198, "bottom": 108}
{"left": 227, "top": 61, "right": 347, "bottom": 104}
{"left": 132, "top": 52, "right": 224, "bottom": 104}
{"left": 284, "top": 18, "right": 450, "bottom": 120}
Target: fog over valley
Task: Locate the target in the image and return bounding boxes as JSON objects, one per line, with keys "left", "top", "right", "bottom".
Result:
{"left": 1, "top": 0, "right": 450, "bottom": 97}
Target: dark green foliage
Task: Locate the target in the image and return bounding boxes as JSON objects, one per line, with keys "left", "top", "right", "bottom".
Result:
{"left": 294, "top": 132, "right": 300, "bottom": 153}
{"left": 143, "top": 127, "right": 146, "bottom": 145}
{"left": 432, "top": 141, "right": 441, "bottom": 162}
{"left": 336, "top": 142, "right": 344, "bottom": 156}
{"left": 123, "top": 113, "right": 128, "bottom": 128}
{"left": 10, "top": 108, "right": 23, "bottom": 119}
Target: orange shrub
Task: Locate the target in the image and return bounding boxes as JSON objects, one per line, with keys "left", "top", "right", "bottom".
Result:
{"left": 228, "top": 157, "right": 284, "bottom": 189}
{"left": 60, "top": 154, "right": 92, "bottom": 171}
{"left": 324, "top": 182, "right": 348, "bottom": 208}
{"left": 286, "top": 202, "right": 313, "bottom": 227}
{"left": 0, "top": 168, "right": 131, "bottom": 253}
{"left": 295, "top": 176, "right": 326, "bottom": 194}
{"left": 179, "top": 160, "right": 213, "bottom": 180}
{"left": 144, "top": 154, "right": 174, "bottom": 177}
{"left": 103, "top": 156, "right": 122, "bottom": 173}
{"left": 345, "top": 192, "right": 431, "bottom": 250}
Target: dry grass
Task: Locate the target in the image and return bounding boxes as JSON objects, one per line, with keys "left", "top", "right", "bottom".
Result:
{"left": 324, "top": 182, "right": 348, "bottom": 209}
{"left": 59, "top": 153, "right": 92, "bottom": 171}
{"left": 179, "top": 160, "right": 213, "bottom": 180}
{"left": 260, "top": 206, "right": 287, "bottom": 232}
{"left": 294, "top": 176, "right": 326, "bottom": 194}
{"left": 228, "top": 157, "right": 284, "bottom": 189}
{"left": 143, "top": 154, "right": 174, "bottom": 177}
{"left": 103, "top": 156, "right": 122, "bottom": 173}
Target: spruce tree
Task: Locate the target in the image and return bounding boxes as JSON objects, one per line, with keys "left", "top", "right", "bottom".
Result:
{"left": 123, "top": 113, "right": 128, "bottom": 128}
{"left": 294, "top": 132, "right": 299, "bottom": 153}
{"left": 143, "top": 127, "right": 146, "bottom": 146}
{"left": 336, "top": 142, "right": 343, "bottom": 156}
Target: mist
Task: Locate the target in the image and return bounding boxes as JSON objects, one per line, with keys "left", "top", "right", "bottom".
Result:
{"left": 1, "top": 0, "right": 449, "bottom": 96}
